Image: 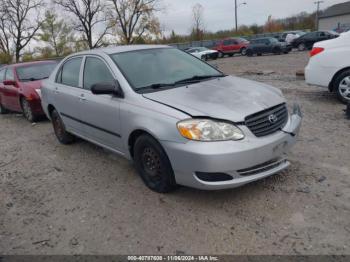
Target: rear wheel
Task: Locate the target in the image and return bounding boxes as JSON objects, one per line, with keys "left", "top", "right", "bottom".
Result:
{"left": 51, "top": 109, "right": 75, "bottom": 144}
{"left": 0, "top": 101, "right": 9, "bottom": 114}
{"left": 21, "top": 98, "right": 38, "bottom": 122}
{"left": 298, "top": 43, "right": 306, "bottom": 51}
{"left": 133, "top": 134, "right": 178, "bottom": 193}
{"left": 334, "top": 70, "right": 350, "bottom": 104}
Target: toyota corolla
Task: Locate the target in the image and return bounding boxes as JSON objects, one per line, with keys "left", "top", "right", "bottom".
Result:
{"left": 41, "top": 45, "right": 302, "bottom": 193}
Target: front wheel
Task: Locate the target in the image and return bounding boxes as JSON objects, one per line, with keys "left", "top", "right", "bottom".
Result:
{"left": 51, "top": 109, "right": 75, "bottom": 144}
{"left": 218, "top": 52, "right": 225, "bottom": 58}
{"left": 133, "top": 134, "right": 178, "bottom": 193}
{"left": 240, "top": 48, "right": 247, "bottom": 56}
{"left": 21, "top": 98, "right": 38, "bottom": 122}
{"left": 0, "top": 101, "right": 9, "bottom": 114}
{"left": 334, "top": 70, "right": 350, "bottom": 104}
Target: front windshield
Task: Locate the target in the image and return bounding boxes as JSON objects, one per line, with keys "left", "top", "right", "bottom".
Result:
{"left": 16, "top": 62, "right": 58, "bottom": 82}
{"left": 111, "top": 48, "right": 223, "bottom": 91}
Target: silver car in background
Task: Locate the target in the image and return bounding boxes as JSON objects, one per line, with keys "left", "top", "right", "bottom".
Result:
{"left": 41, "top": 45, "right": 302, "bottom": 193}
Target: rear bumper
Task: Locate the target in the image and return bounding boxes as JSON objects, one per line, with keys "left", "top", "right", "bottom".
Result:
{"left": 162, "top": 105, "right": 302, "bottom": 190}
{"left": 305, "top": 63, "right": 336, "bottom": 88}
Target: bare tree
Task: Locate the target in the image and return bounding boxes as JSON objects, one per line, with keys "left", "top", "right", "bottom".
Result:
{"left": 0, "top": 17, "right": 11, "bottom": 60}
{"left": 108, "top": 0, "right": 161, "bottom": 44}
{"left": 54, "top": 0, "right": 111, "bottom": 49}
{"left": 192, "top": 3, "right": 204, "bottom": 41}
{"left": 2, "top": 0, "right": 44, "bottom": 62}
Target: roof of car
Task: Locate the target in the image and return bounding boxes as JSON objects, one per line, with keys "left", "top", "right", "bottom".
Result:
{"left": 73, "top": 45, "right": 171, "bottom": 56}
{"left": 5, "top": 60, "right": 57, "bottom": 68}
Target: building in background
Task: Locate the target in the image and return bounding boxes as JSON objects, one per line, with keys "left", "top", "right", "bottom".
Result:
{"left": 318, "top": 1, "right": 350, "bottom": 32}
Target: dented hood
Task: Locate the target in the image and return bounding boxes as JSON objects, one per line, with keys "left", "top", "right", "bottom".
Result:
{"left": 143, "top": 76, "right": 286, "bottom": 122}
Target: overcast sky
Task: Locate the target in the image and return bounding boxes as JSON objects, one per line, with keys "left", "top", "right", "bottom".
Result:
{"left": 158, "top": 0, "right": 347, "bottom": 35}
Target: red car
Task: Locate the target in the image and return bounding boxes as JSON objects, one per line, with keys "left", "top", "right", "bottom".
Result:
{"left": 213, "top": 37, "right": 250, "bottom": 57}
{"left": 0, "top": 60, "right": 58, "bottom": 122}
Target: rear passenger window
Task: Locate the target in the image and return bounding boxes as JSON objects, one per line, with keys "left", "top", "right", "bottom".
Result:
{"left": 58, "top": 57, "right": 82, "bottom": 87}
{"left": 83, "top": 57, "right": 115, "bottom": 91}
{"left": 0, "top": 69, "right": 6, "bottom": 82}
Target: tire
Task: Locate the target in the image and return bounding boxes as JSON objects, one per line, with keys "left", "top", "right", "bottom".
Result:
{"left": 246, "top": 49, "right": 253, "bottom": 57}
{"left": 0, "top": 101, "right": 9, "bottom": 114}
{"left": 21, "top": 98, "right": 38, "bottom": 122}
{"left": 50, "top": 109, "right": 75, "bottom": 144}
{"left": 218, "top": 52, "right": 225, "bottom": 58}
{"left": 298, "top": 43, "right": 306, "bottom": 51}
{"left": 333, "top": 70, "right": 350, "bottom": 104}
{"left": 257, "top": 53, "right": 262, "bottom": 56}
{"left": 240, "top": 48, "right": 247, "bottom": 56}
{"left": 273, "top": 47, "right": 281, "bottom": 55}
{"left": 133, "top": 134, "right": 178, "bottom": 193}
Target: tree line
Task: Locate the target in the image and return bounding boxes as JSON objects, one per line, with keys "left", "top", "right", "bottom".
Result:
{"left": 0, "top": 0, "right": 161, "bottom": 63}
{"left": 0, "top": 0, "right": 319, "bottom": 64}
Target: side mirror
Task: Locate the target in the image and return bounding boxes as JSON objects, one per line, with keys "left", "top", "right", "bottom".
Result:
{"left": 91, "top": 81, "right": 124, "bottom": 98}
{"left": 3, "top": 80, "right": 17, "bottom": 86}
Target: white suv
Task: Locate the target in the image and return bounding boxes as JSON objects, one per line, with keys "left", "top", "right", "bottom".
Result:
{"left": 305, "top": 31, "right": 350, "bottom": 103}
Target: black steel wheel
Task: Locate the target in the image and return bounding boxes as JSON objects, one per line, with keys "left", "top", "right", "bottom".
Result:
{"left": 51, "top": 109, "right": 75, "bottom": 144}
{"left": 133, "top": 134, "right": 178, "bottom": 193}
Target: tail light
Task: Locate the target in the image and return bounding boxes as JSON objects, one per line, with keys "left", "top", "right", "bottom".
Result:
{"left": 310, "top": 47, "right": 324, "bottom": 57}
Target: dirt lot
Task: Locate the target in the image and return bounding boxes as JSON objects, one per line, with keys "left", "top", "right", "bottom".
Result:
{"left": 1, "top": 51, "right": 349, "bottom": 255}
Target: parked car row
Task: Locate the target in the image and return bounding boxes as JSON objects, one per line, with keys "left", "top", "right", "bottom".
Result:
{"left": 184, "top": 30, "right": 340, "bottom": 61}
{"left": 0, "top": 45, "right": 302, "bottom": 193}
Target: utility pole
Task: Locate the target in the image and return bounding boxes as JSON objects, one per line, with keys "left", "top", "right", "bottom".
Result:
{"left": 314, "top": 1, "right": 324, "bottom": 30}
{"left": 234, "top": 0, "right": 247, "bottom": 32}
{"left": 235, "top": 0, "right": 238, "bottom": 32}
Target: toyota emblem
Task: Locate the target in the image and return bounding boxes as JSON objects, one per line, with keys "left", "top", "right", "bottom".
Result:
{"left": 268, "top": 114, "right": 278, "bottom": 124}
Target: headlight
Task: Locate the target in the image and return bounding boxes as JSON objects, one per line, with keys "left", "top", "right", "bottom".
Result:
{"left": 177, "top": 119, "right": 245, "bottom": 141}
{"left": 35, "top": 89, "right": 42, "bottom": 98}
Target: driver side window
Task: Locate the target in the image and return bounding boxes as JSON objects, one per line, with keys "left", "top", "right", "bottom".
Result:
{"left": 83, "top": 57, "right": 115, "bottom": 91}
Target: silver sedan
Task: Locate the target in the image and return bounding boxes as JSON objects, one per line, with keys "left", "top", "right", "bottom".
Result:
{"left": 41, "top": 45, "right": 302, "bottom": 193}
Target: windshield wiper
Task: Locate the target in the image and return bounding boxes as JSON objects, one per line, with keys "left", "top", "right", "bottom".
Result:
{"left": 136, "top": 83, "right": 176, "bottom": 91}
{"left": 175, "top": 74, "right": 226, "bottom": 84}
{"left": 20, "top": 77, "right": 48, "bottom": 82}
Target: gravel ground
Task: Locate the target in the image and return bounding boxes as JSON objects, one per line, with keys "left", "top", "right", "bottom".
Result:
{"left": 1, "top": 51, "right": 349, "bottom": 255}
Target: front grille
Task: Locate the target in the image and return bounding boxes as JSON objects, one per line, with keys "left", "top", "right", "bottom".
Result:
{"left": 245, "top": 103, "right": 288, "bottom": 137}
{"left": 237, "top": 158, "right": 287, "bottom": 176}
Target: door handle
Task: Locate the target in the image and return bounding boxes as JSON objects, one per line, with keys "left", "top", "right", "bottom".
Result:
{"left": 54, "top": 87, "right": 59, "bottom": 94}
{"left": 79, "top": 94, "right": 87, "bottom": 101}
